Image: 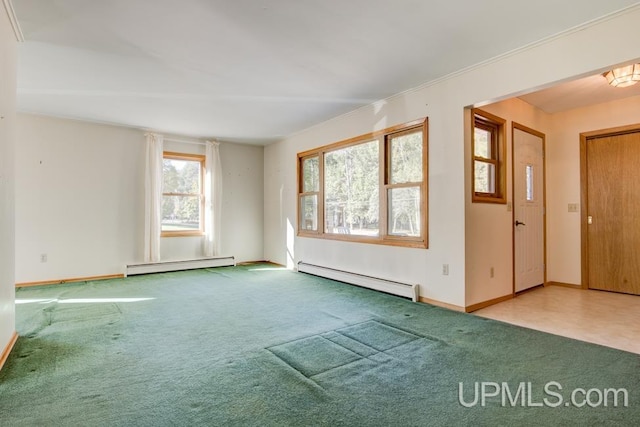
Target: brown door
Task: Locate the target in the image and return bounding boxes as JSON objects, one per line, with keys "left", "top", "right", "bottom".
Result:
{"left": 585, "top": 130, "right": 640, "bottom": 295}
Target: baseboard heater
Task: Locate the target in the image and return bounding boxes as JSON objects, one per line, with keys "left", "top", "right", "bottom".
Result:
{"left": 126, "top": 256, "right": 235, "bottom": 276}
{"left": 297, "top": 262, "right": 419, "bottom": 302}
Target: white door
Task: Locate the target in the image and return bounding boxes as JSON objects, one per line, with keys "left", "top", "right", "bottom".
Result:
{"left": 514, "top": 126, "right": 545, "bottom": 292}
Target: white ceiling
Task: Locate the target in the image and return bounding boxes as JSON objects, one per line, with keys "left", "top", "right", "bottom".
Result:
{"left": 12, "top": 0, "right": 640, "bottom": 144}
{"left": 518, "top": 72, "right": 640, "bottom": 114}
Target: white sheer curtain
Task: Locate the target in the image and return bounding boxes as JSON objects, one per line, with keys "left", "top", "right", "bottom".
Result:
{"left": 144, "top": 133, "right": 163, "bottom": 262}
{"left": 204, "top": 140, "right": 222, "bottom": 257}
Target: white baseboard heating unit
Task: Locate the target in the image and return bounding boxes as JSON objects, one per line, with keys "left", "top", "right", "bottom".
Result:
{"left": 297, "top": 262, "right": 419, "bottom": 302}
{"left": 126, "top": 256, "right": 235, "bottom": 276}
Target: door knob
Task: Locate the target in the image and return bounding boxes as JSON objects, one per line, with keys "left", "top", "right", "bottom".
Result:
{"left": 515, "top": 220, "right": 526, "bottom": 226}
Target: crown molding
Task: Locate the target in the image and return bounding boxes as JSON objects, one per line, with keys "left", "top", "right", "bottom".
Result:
{"left": 3, "top": 0, "right": 24, "bottom": 42}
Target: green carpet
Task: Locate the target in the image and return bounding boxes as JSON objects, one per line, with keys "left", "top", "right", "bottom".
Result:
{"left": 1, "top": 264, "right": 638, "bottom": 426}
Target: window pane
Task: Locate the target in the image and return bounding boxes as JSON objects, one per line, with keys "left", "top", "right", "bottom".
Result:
{"left": 474, "top": 160, "right": 495, "bottom": 194}
{"left": 163, "top": 158, "right": 201, "bottom": 194}
{"left": 300, "top": 195, "right": 318, "bottom": 231}
{"left": 302, "top": 157, "right": 319, "bottom": 192}
{"left": 526, "top": 164, "right": 534, "bottom": 201}
{"left": 324, "top": 141, "right": 379, "bottom": 236}
{"left": 388, "top": 187, "right": 421, "bottom": 237}
{"left": 390, "top": 131, "right": 423, "bottom": 184}
{"left": 162, "top": 195, "right": 201, "bottom": 231}
{"left": 474, "top": 127, "right": 492, "bottom": 159}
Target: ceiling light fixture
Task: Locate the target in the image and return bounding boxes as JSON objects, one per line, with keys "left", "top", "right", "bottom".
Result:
{"left": 603, "top": 64, "right": 640, "bottom": 88}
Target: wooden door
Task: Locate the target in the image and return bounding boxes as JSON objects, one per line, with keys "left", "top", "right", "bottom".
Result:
{"left": 586, "top": 130, "right": 640, "bottom": 295}
{"left": 514, "top": 126, "right": 545, "bottom": 292}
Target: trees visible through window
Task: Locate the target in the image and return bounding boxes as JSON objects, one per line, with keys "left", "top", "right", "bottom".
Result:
{"left": 297, "top": 119, "right": 428, "bottom": 248}
{"left": 162, "top": 152, "right": 204, "bottom": 235}
{"left": 300, "top": 156, "right": 319, "bottom": 231}
{"left": 387, "top": 128, "right": 423, "bottom": 236}
{"left": 472, "top": 109, "right": 506, "bottom": 203}
{"left": 324, "top": 140, "right": 379, "bottom": 236}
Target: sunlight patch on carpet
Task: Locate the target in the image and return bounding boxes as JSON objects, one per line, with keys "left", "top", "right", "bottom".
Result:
{"left": 48, "top": 303, "right": 121, "bottom": 324}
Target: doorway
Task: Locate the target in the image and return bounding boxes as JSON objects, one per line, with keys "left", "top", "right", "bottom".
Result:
{"left": 513, "top": 123, "right": 546, "bottom": 293}
{"left": 581, "top": 125, "right": 640, "bottom": 295}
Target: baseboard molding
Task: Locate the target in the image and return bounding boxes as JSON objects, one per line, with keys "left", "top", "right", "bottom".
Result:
{"left": 298, "top": 262, "right": 419, "bottom": 302}
{"left": 465, "top": 293, "right": 513, "bottom": 313}
{"left": 419, "top": 296, "right": 465, "bottom": 312}
{"left": 0, "top": 331, "right": 18, "bottom": 372}
{"left": 126, "top": 256, "right": 235, "bottom": 276}
{"left": 237, "top": 260, "right": 285, "bottom": 267}
{"left": 265, "top": 261, "right": 286, "bottom": 268}
{"left": 16, "top": 274, "right": 125, "bottom": 288}
{"left": 546, "top": 281, "right": 581, "bottom": 289}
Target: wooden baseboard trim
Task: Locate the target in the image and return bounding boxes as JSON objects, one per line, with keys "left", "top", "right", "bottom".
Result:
{"left": 419, "top": 296, "right": 465, "bottom": 312}
{"left": 546, "top": 281, "right": 581, "bottom": 289}
{"left": 238, "top": 260, "right": 285, "bottom": 267}
{"left": 0, "top": 331, "right": 18, "bottom": 372}
{"left": 16, "top": 274, "right": 125, "bottom": 288}
{"left": 465, "top": 293, "right": 513, "bottom": 313}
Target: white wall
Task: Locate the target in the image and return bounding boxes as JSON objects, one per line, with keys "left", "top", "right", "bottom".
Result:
{"left": 15, "top": 114, "right": 264, "bottom": 284}
{"left": 264, "top": 7, "right": 640, "bottom": 308}
{"left": 547, "top": 94, "right": 640, "bottom": 285}
{"left": 15, "top": 115, "right": 146, "bottom": 282}
{"left": 264, "top": 95, "right": 466, "bottom": 307}
{"left": 465, "top": 98, "right": 551, "bottom": 306}
{"left": 0, "top": 5, "right": 18, "bottom": 354}
{"left": 161, "top": 139, "right": 264, "bottom": 263}
{"left": 466, "top": 92, "right": 640, "bottom": 302}
{"left": 218, "top": 142, "right": 264, "bottom": 263}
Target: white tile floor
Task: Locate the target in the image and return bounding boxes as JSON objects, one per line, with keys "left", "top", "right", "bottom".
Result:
{"left": 474, "top": 285, "right": 640, "bottom": 355}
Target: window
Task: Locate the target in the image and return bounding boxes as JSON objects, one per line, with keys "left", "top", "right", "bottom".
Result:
{"left": 472, "top": 109, "right": 506, "bottom": 203}
{"left": 526, "top": 164, "right": 534, "bottom": 201}
{"left": 299, "top": 155, "right": 320, "bottom": 232}
{"left": 162, "top": 152, "right": 205, "bottom": 236}
{"left": 297, "top": 118, "right": 428, "bottom": 248}
{"left": 324, "top": 140, "right": 379, "bottom": 236}
{"left": 387, "top": 128, "right": 423, "bottom": 237}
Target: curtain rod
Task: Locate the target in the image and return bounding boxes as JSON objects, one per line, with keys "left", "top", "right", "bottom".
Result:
{"left": 163, "top": 137, "right": 208, "bottom": 146}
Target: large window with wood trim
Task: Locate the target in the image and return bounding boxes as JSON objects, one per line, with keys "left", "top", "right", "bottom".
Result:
{"left": 162, "top": 152, "right": 205, "bottom": 236}
{"left": 298, "top": 119, "right": 428, "bottom": 248}
{"left": 472, "top": 109, "right": 506, "bottom": 203}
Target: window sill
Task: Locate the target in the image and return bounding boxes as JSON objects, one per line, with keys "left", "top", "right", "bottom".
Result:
{"left": 472, "top": 194, "right": 506, "bottom": 204}
{"left": 297, "top": 231, "right": 428, "bottom": 249}
{"left": 161, "top": 231, "right": 205, "bottom": 238}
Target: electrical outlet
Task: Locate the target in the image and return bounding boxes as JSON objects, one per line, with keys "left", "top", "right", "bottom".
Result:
{"left": 442, "top": 264, "right": 449, "bottom": 276}
{"left": 490, "top": 267, "right": 494, "bottom": 278}
{"left": 40, "top": 254, "right": 47, "bottom": 263}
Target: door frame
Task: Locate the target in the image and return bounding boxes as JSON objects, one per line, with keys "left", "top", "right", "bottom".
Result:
{"left": 579, "top": 123, "right": 640, "bottom": 290}
{"left": 511, "top": 122, "right": 547, "bottom": 294}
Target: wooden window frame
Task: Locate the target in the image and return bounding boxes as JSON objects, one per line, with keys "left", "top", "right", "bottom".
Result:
{"left": 472, "top": 109, "right": 506, "bottom": 204}
{"left": 298, "top": 154, "right": 321, "bottom": 233}
{"left": 297, "top": 118, "right": 428, "bottom": 249}
{"left": 161, "top": 151, "right": 206, "bottom": 237}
